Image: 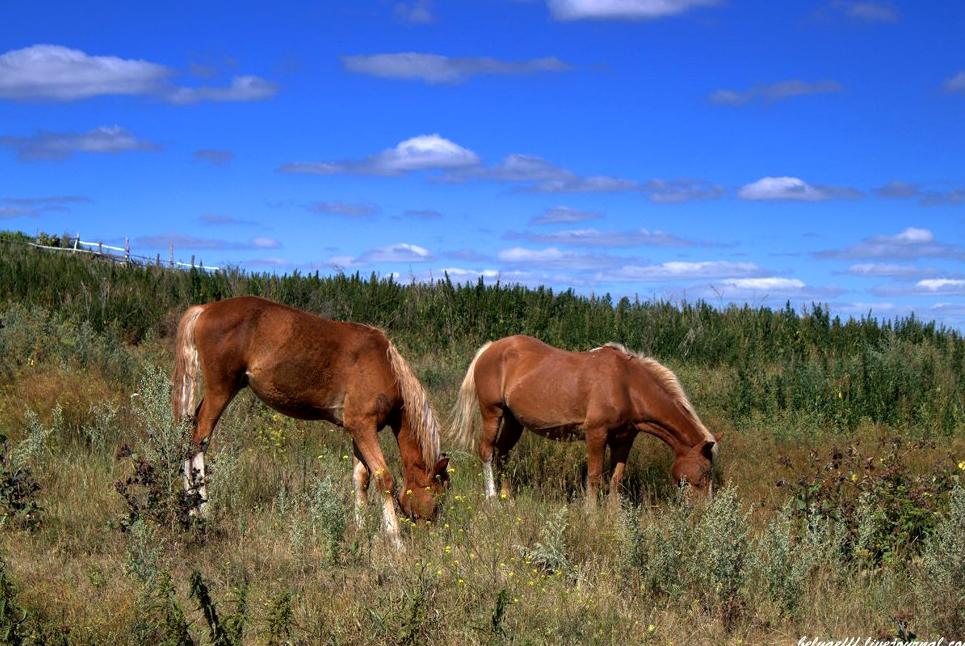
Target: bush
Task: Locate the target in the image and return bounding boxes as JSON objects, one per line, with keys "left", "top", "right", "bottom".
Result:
{"left": 915, "top": 479, "right": 965, "bottom": 636}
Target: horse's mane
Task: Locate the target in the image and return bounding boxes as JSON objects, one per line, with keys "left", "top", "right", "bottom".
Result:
{"left": 598, "top": 342, "right": 714, "bottom": 449}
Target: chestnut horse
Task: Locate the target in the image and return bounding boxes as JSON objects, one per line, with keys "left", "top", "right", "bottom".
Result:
{"left": 451, "top": 335, "right": 718, "bottom": 504}
{"left": 172, "top": 296, "right": 449, "bottom": 548}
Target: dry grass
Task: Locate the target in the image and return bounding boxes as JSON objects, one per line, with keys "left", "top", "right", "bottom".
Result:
{"left": 0, "top": 353, "right": 961, "bottom": 645}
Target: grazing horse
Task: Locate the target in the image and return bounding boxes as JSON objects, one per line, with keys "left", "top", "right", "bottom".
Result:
{"left": 171, "top": 296, "right": 449, "bottom": 548}
{"left": 451, "top": 335, "right": 718, "bottom": 504}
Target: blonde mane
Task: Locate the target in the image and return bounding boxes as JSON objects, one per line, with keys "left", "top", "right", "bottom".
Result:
{"left": 599, "top": 342, "right": 715, "bottom": 449}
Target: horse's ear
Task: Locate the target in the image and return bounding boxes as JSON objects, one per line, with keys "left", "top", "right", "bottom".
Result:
{"left": 713, "top": 431, "right": 724, "bottom": 442}
{"left": 433, "top": 454, "right": 450, "bottom": 478}
{"left": 701, "top": 440, "right": 717, "bottom": 461}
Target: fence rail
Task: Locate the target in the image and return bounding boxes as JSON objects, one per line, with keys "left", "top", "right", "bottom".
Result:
{"left": 28, "top": 234, "right": 221, "bottom": 272}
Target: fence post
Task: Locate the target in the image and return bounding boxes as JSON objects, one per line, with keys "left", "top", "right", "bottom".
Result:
{"left": 124, "top": 237, "right": 130, "bottom": 263}
{"left": 98, "top": 242, "right": 103, "bottom": 255}
{"left": 169, "top": 243, "right": 174, "bottom": 268}
{"left": 73, "top": 233, "right": 80, "bottom": 252}
{"left": 191, "top": 254, "right": 195, "bottom": 268}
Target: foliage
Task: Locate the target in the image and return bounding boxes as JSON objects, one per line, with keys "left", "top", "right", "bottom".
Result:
{"left": 779, "top": 438, "right": 956, "bottom": 565}
{"left": 189, "top": 570, "right": 249, "bottom": 646}
{"left": 915, "top": 479, "right": 965, "bottom": 636}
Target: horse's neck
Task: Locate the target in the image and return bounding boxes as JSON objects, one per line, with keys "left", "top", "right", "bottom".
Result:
{"left": 632, "top": 389, "right": 705, "bottom": 456}
{"left": 395, "top": 422, "right": 431, "bottom": 482}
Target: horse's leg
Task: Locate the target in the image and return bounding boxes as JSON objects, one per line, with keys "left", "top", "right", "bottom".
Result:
{"left": 494, "top": 412, "right": 524, "bottom": 499}
{"left": 348, "top": 418, "right": 403, "bottom": 550}
{"left": 352, "top": 445, "right": 371, "bottom": 528}
{"left": 184, "top": 383, "right": 239, "bottom": 516}
{"left": 478, "top": 405, "right": 504, "bottom": 499}
{"left": 608, "top": 434, "right": 635, "bottom": 509}
{"left": 584, "top": 426, "right": 609, "bottom": 509}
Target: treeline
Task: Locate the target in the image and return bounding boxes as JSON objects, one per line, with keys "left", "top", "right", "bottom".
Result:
{"left": 1, "top": 232, "right": 962, "bottom": 433}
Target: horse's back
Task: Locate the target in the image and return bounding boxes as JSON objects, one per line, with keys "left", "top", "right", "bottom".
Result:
{"left": 477, "top": 336, "right": 632, "bottom": 431}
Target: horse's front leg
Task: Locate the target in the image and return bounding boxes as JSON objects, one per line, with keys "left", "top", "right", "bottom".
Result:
{"left": 607, "top": 433, "right": 636, "bottom": 509}
{"left": 349, "top": 421, "right": 403, "bottom": 550}
{"left": 584, "top": 426, "right": 608, "bottom": 509}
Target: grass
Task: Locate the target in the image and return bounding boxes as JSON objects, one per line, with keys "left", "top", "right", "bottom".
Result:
{"left": 0, "top": 234, "right": 962, "bottom": 643}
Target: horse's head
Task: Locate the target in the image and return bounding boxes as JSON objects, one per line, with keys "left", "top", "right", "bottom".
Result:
{"left": 398, "top": 454, "right": 451, "bottom": 520}
{"left": 671, "top": 435, "right": 720, "bottom": 496}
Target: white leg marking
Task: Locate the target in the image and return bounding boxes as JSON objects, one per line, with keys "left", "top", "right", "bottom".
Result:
{"left": 353, "top": 460, "right": 369, "bottom": 528}
{"left": 184, "top": 451, "right": 208, "bottom": 517}
{"left": 381, "top": 491, "right": 403, "bottom": 550}
{"left": 483, "top": 460, "right": 497, "bottom": 498}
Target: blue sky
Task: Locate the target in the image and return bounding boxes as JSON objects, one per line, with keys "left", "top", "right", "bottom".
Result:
{"left": 1, "top": 0, "right": 964, "bottom": 326}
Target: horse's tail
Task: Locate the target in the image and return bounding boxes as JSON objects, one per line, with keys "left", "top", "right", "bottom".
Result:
{"left": 172, "top": 305, "right": 206, "bottom": 423}
{"left": 386, "top": 341, "right": 442, "bottom": 468}
{"left": 450, "top": 341, "right": 492, "bottom": 451}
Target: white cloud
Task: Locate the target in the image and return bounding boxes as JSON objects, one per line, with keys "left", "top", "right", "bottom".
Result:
{"left": 832, "top": 1, "right": 898, "bottom": 23}
{"left": 0, "top": 125, "right": 158, "bottom": 160}
{"left": 916, "top": 278, "right": 965, "bottom": 293}
{"left": 0, "top": 44, "right": 168, "bottom": 100}
{"left": 548, "top": 0, "right": 719, "bottom": 21}
{"left": 307, "top": 201, "right": 380, "bottom": 217}
{"left": 280, "top": 134, "right": 479, "bottom": 176}
{"left": 531, "top": 206, "right": 602, "bottom": 225}
{"left": 329, "top": 243, "right": 434, "bottom": 267}
{"left": 945, "top": 71, "right": 965, "bottom": 93}
{"left": 817, "top": 227, "right": 965, "bottom": 260}
{"left": 711, "top": 80, "right": 843, "bottom": 106}
{"left": 134, "top": 234, "right": 279, "bottom": 250}
{"left": 166, "top": 75, "right": 277, "bottom": 104}
{"left": 193, "top": 149, "right": 234, "bottom": 166}
{"left": 395, "top": 0, "right": 435, "bottom": 24}
{"left": 738, "top": 176, "right": 860, "bottom": 201}
{"left": 0, "top": 45, "right": 277, "bottom": 104}
{"left": 496, "top": 246, "right": 615, "bottom": 270}
{"left": 605, "top": 261, "right": 761, "bottom": 281}
{"left": 342, "top": 53, "right": 569, "bottom": 84}
{"left": 498, "top": 247, "right": 566, "bottom": 263}
{"left": 722, "top": 277, "right": 806, "bottom": 290}
{"left": 847, "top": 263, "right": 931, "bottom": 278}
{"left": 509, "top": 227, "right": 696, "bottom": 247}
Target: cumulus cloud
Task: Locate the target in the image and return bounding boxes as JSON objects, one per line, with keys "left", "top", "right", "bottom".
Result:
{"left": 134, "top": 234, "right": 279, "bottom": 250}
{"left": 279, "top": 134, "right": 479, "bottom": 176}
{"left": 193, "top": 149, "right": 234, "bottom": 166}
{"left": 342, "top": 53, "right": 569, "bottom": 84}
{"left": 738, "top": 176, "right": 861, "bottom": 201}
{"left": 0, "top": 45, "right": 277, "bottom": 104}
{"left": 816, "top": 227, "right": 965, "bottom": 260}
{"left": 0, "top": 125, "right": 158, "bottom": 161}
{"left": 329, "top": 243, "right": 434, "bottom": 267}
{"left": 548, "top": 0, "right": 719, "bottom": 21}
{"left": 496, "top": 246, "right": 617, "bottom": 270}
{"left": 507, "top": 227, "right": 698, "bottom": 247}
{"left": 531, "top": 206, "right": 602, "bottom": 225}
{"left": 711, "top": 80, "right": 843, "bottom": 106}
{"left": 945, "top": 71, "right": 965, "bottom": 93}
{"left": 915, "top": 278, "right": 965, "bottom": 294}
{"left": 602, "top": 261, "right": 762, "bottom": 281}
{"left": 307, "top": 201, "right": 380, "bottom": 217}
{"left": 831, "top": 1, "right": 898, "bottom": 23}
{"left": 0, "top": 44, "right": 168, "bottom": 100}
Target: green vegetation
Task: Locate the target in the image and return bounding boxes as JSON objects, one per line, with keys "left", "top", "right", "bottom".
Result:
{"left": 0, "top": 233, "right": 962, "bottom": 643}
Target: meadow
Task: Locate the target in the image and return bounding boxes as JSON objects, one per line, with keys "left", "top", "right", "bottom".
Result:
{"left": 0, "top": 233, "right": 963, "bottom": 644}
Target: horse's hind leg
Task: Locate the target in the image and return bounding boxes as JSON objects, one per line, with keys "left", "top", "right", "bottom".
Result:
{"left": 478, "top": 405, "right": 503, "bottom": 498}
{"left": 584, "top": 425, "right": 609, "bottom": 509}
{"left": 607, "top": 433, "right": 636, "bottom": 509}
{"left": 184, "top": 381, "right": 240, "bottom": 516}
{"left": 494, "top": 412, "right": 523, "bottom": 499}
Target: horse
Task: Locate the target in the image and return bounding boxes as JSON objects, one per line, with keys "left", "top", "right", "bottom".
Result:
{"left": 450, "top": 335, "right": 719, "bottom": 505}
{"left": 171, "top": 296, "right": 450, "bottom": 549}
